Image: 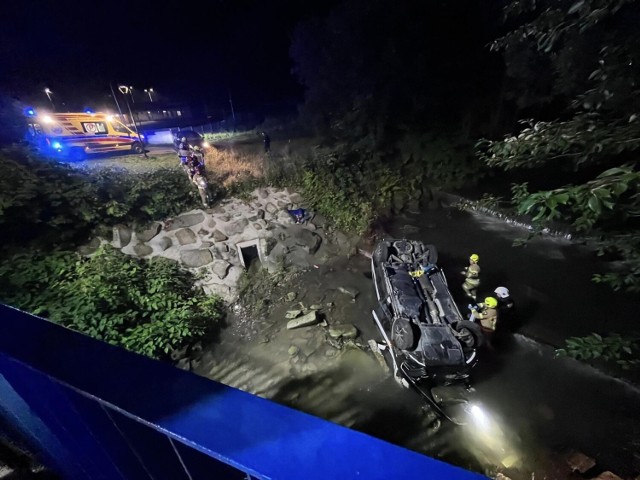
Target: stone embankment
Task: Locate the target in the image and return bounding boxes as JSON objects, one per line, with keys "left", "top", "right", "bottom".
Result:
{"left": 81, "top": 187, "right": 359, "bottom": 303}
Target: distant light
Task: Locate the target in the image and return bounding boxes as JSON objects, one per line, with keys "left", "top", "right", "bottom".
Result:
{"left": 52, "top": 141, "right": 62, "bottom": 150}
{"left": 107, "top": 115, "right": 114, "bottom": 121}
{"left": 42, "top": 115, "right": 54, "bottom": 124}
{"left": 84, "top": 108, "right": 95, "bottom": 114}
{"left": 25, "top": 107, "right": 36, "bottom": 117}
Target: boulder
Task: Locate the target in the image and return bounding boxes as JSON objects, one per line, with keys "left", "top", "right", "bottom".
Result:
{"left": 289, "top": 193, "right": 303, "bottom": 204}
{"left": 206, "top": 217, "right": 217, "bottom": 229}
{"left": 78, "top": 237, "right": 101, "bottom": 256}
{"left": 291, "top": 228, "right": 322, "bottom": 254}
{"left": 265, "top": 202, "right": 278, "bottom": 214}
{"left": 133, "top": 243, "right": 153, "bottom": 257}
{"left": 157, "top": 237, "right": 172, "bottom": 251}
{"left": 276, "top": 200, "right": 288, "bottom": 209}
{"left": 566, "top": 452, "right": 596, "bottom": 474}
{"left": 211, "top": 230, "right": 228, "bottom": 242}
{"left": 180, "top": 249, "right": 213, "bottom": 267}
{"left": 176, "top": 228, "right": 197, "bottom": 245}
{"left": 165, "top": 213, "right": 205, "bottom": 231}
{"left": 113, "top": 224, "right": 132, "bottom": 248}
{"left": 200, "top": 241, "right": 213, "bottom": 248}
{"left": 287, "top": 311, "right": 319, "bottom": 329}
{"left": 136, "top": 222, "right": 162, "bottom": 242}
{"left": 223, "top": 218, "right": 249, "bottom": 236}
{"left": 328, "top": 324, "right": 358, "bottom": 339}
{"left": 285, "top": 310, "right": 302, "bottom": 319}
{"left": 212, "top": 260, "right": 231, "bottom": 279}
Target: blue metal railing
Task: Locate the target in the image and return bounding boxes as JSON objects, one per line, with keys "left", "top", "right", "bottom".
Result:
{"left": 0, "top": 304, "right": 485, "bottom": 479}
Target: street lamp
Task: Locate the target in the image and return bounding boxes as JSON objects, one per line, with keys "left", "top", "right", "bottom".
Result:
{"left": 144, "top": 88, "right": 154, "bottom": 102}
{"left": 128, "top": 86, "right": 135, "bottom": 103}
{"left": 118, "top": 85, "right": 147, "bottom": 158}
{"left": 44, "top": 88, "right": 55, "bottom": 110}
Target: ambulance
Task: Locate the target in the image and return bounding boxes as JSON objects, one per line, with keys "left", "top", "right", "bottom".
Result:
{"left": 24, "top": 110, "right": 146, "bottom": 160}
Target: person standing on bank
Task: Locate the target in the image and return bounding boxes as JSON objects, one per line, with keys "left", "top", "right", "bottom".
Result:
{"left": 261, "top": 131, "right": 271, "bottom": 153}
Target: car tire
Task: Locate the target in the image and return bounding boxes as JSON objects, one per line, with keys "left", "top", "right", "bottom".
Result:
{"left": 453, "top": 320, "right": 484, "bottom": 348}
{"left": 131, "top": 142, "right": 144, "bottom": 154}
{"left": 392, "top": 318, "right": 416, "bottom": 351}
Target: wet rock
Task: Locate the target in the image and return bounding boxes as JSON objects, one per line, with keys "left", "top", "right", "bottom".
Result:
{"left": 212, "top": 260, "right": 231, "bottom": 279}
{"left": 200, "top": 241, "right": 213, "bottom": 248}
{"left": 133, "top": 243, "right": 153, "bottom": 257}
{"left": 136, "top": 222, "right": 162, "bottom": 242}
{"left": 198, "top": 228, "right": 209, "bottom": 236}
{"left": 223, "top": 218, "right": 249, "bottom": 236}
{"left": 306, "top": 223, "right": 317, "bottom": 231}
{"left": 592, "top": 472, "right": 624, "bottom": 480}
{"left": 566, "top": 451, "right": 596, "bottom": 474}
{"left": 206, "top": 217, "right": 217, "bottom": 228}
{"left": 78, "top": 237, "right": 101, "bottom": 256}
{"left": 287, "top": 311, "right": 319, "bottom": 329}
{"left": 113, "top": 224, "right": 132, "bottom": 248}
{"left": 157, "top": 237, "right": 172, "bottom": 251}
{"left": 324, "top": 347, "right": 338, "bottom": 357}
{"left": 338, "top": 286, "right": 359, "bottom": 299}
{"left": 180, "top": 249, "right": 213, "bottom": 267}
{"left": 288, "top": 346, "right": 299, "bottom": 356}
{"left": 312, "top": 213, "right": 327, "bottom": 229}
{"left": 165, "top": 212, "right": 205, "bottom": 231}
{"left": 286, "top": 292, "right": 297, "bottom": 302}
{"left": 328, "top": 324, "right": 358, "bottom": 339}
{"left": 285, "top": 310, "right": 302, "bottom": 319}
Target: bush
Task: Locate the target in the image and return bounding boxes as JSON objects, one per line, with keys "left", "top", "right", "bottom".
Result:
{"left": 0, "top": 246, "right": 224, "bottom": 359}
{"left": 0, "top": 148, "right": 201, "bottom": 250}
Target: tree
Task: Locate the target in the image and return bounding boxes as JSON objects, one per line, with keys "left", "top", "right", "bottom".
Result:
{"left": 477, "top": 0, "right": 640, "bottom": 292}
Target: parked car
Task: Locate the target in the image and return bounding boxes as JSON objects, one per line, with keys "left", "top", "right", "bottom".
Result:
{"left": 172, "top": 130, "right": 209, "bottom": 152}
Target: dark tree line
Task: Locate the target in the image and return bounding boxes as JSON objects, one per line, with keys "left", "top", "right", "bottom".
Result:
{"left": 289, "top": 0, "right": 640, "bottom": 292}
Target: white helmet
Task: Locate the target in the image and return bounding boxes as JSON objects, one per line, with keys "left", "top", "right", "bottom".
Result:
{"left": 494, "top": 286, "right": 510, "bottom": 299}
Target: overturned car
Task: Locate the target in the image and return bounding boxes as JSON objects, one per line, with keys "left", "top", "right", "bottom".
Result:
{"left": 370, "top": 239, "right": 483, "bottom": 417}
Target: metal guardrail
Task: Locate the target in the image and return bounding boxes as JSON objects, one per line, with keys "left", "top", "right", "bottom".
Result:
{"left": 0, "top": 304, "right": 486, "bottom": 480}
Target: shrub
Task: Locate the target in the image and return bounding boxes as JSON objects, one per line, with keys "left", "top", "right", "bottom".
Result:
{"left": 0, "top": 246, "right": 224, "bottom": 359}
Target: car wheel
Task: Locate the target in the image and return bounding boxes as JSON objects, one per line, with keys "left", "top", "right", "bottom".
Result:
{"left": 131, "top": 142, "right": 144, "bottom": 154}
{"left": 453, "top": 320, "right": 484, "bottom": 348}
{"left": 392, "top": 318, "right": 416, "bottom": 351}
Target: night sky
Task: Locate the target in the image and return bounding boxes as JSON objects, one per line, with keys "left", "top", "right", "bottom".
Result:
{"left": 0, "top": 0, "right": 337, "bottom": 114}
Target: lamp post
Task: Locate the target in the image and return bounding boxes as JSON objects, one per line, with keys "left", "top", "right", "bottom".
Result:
{"left": 118, "top": 85, "right": 147, "bottom": 158}
{"left": 144, "top": 88, "right": 154, "bottom": 102}
{"left": 128, "top": 86, "right": 135, "bottom": 103}
{"left": 44, "top": 88, "right": 55, "bottom": 110}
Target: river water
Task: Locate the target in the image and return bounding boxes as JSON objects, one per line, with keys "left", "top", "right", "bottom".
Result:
{"left": 196, "top": 205, "right": 640, "bottom": 479}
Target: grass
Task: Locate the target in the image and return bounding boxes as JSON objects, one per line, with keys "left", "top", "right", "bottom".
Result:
{"left": 64, "top": 152, "right": 180, "bottom": 174}
{"left": 204, "top": 148, "right": 264, "bottom": 188}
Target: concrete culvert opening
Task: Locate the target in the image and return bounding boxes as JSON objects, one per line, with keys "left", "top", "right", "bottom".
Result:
{"left": 236, "top": 239, "right": 263, "bottom": 272}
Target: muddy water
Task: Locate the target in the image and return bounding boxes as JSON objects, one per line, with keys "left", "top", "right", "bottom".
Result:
{"left": 195, "top": 206, "right": 640, "bottom": 479}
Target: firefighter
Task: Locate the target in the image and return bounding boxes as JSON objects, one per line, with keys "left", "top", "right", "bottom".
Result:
{"left": 461, "top": 253, "right": 481, "bottom": 301}
{"left": 471, "top": 296, "right": 499, "bottom": 347}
